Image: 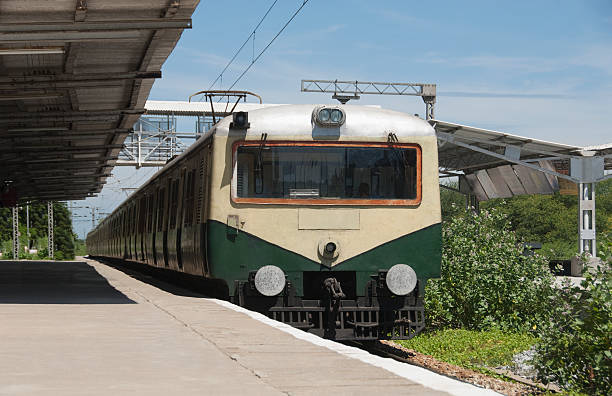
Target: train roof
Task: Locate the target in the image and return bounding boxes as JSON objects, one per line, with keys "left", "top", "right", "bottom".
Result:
{"left": 88, "top": 104, "right": 433, "bottom": 236}
{"left": 213, "top": 104, "right": 435, "bottom": 139}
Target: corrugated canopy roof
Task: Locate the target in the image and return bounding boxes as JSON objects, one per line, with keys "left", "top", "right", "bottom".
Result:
{"left": 432, "top": 120, "right": 610, "bottom": 201}
{"left": 0, "top": 0, "right": 200, "bottom": 203}
{"left": 432, "top": 120, "right": 611, "bottom": 172}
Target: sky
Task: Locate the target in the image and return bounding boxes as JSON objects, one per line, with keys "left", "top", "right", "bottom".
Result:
{"left": 70, "top": 0, "right": 612, "bottom": 239}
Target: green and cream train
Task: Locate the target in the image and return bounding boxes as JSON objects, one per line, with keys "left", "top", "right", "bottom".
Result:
{"left": 87, "top": 104, "right": 442, "bottom": 340}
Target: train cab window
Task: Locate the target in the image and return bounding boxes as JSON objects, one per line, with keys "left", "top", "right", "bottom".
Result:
{"left": 232, "top": 142, "right": 421, "bottom": 205}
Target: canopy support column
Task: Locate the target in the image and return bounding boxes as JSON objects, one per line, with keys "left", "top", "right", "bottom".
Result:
{"left": 47, "top": 201, "right": 54, "bottom": 259}
{"left": 578, "top": 183, "right": 596, "bottom": 256}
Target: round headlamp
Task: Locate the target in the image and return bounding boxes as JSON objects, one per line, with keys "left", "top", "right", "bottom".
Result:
{"left": 318, "top": 108, "right": 331, "bottom": 122}
{"left": 330, "top": 109, "right": 343, "bottom": 123}
{"left": 385, "top": 264, "right": 417, "bottom": 296}
{"left": 254, "top": 265, "right": 286, "bottom": 296}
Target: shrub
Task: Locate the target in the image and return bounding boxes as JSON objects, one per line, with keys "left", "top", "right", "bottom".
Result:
{"left": 397, "top": 328, "right": 536, "bottom": 371}
{"left": 425, "top": 208, "right": 556, "bottom": 332}
{"left": 534, "top": 264, "right": 611, "bottom": 395}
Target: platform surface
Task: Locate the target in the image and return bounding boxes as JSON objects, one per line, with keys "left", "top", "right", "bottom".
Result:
{"left": 0, "top": 258, "right": 495, "bottom": 396}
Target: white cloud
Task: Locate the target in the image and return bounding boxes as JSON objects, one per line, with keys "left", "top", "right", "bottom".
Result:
{"left": 418, "top": 44, "right": 612, "bottom": 76}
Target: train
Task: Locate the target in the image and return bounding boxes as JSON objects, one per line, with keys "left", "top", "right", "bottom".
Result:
{"left": 87, "top": 103, "right": 442, "bottom": 340}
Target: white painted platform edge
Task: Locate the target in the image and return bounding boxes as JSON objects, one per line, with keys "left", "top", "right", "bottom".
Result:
{"left": 213, "top": 299, "right": 501, "bottom": 396}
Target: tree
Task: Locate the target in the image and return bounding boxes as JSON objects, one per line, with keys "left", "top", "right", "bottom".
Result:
{"left": 0, "top": 202, "right": 75, "bottom": 260}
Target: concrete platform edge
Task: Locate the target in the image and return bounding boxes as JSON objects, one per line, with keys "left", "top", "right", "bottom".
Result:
{"left": 212, "top": 300, "right": 501, "bottom": 396}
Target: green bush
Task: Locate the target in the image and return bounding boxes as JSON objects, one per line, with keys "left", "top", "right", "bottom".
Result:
{"left": 534, "top": 265, "right": 611, "bottom": 395}
{"left": 425, "top": 208, "right": 556, "bottom": 332}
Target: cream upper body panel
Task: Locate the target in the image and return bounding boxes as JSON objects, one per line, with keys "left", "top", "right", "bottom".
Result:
{"left": 214, "top": 104, "right": 435, "bottom": 140}
{"left": 208, "top": 104, "right": 441, "bottom": 264}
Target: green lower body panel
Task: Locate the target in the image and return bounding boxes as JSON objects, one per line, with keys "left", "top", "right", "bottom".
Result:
{"left": 206, "top": 220, "right": 441, "bottom": 298}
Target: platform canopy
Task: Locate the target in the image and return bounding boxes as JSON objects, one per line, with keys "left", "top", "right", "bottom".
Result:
{"left": 0, "top": 0, "right": 200, "bottom": 203}
{"left": 432, "top": 120, "right": 610, "bottom": 200}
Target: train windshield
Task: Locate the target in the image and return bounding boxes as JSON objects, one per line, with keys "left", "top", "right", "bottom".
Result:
{"left": 233, "top": 143, "right": 420, "bottom": 204}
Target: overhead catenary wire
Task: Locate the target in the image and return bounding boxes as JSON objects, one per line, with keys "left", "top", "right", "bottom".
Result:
{"left": 225, "top": 0, "right": 310, "bottom": 92}
{"left": 206, "top": 0, "right": 279, "bottom": 92}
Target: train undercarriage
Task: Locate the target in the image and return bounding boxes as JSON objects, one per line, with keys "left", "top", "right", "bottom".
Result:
{"left": 232, "top": 272, "right": 425, "bottom": 341}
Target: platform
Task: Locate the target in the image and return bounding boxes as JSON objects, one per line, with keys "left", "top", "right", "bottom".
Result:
{"left": 0, "top": 258, "right": 498, "bottom": 395}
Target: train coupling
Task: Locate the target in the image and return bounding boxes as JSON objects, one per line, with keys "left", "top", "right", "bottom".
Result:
{"left": 322, "top": 277, "right": 345, "bottom": 300}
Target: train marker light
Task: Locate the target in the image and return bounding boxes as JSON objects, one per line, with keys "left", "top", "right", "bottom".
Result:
{"left": 254, "top": 265, "right": 286, "bottom": 296}
{"left": 231, "top": 111, "right": 250, "bottom": 129}
{"left": 319, "top": 108, "right": 330, "bottom": 122}
{"left": 385, "top": 264, "right": 417, "bottom": 296}
{"left": 330, "top": 109, "right": 343, "bottom": 123}
{"left": 313, "top": 106, "right": 345, "bottom": 127}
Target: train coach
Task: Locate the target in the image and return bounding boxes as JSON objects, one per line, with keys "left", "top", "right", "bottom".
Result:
{"left": 87, "top": 103, "right": 442, "bottom": 340}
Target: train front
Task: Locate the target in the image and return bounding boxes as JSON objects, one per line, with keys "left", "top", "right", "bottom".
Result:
{"left": 207, "top": 104, "right": 441, "bottom": 340}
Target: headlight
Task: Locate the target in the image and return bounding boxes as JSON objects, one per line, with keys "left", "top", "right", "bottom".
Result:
{"left": 318, "top": 108, "right": 330, "bottom": 122}
{"left": 313, "top": 106, "right": 345, "bottom": 127}
{"left": 385, "top": 264, "right": 417, "bottom": 296}
{"left": 330, "top": 109, "right": 343, "bottom": 123}
{"left": 254, "top": 265, "right": 286, "bottom": 296}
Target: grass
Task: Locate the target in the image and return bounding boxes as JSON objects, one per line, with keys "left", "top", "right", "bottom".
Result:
{"left": 395, "top": 328, "right": 536, "bottom": 370}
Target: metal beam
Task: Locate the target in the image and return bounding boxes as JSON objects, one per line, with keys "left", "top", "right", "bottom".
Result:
{"left": 0, "top": 163, "right": 111, "bottom": 173}
{"left": 0, "top": 71, "right": 161, "bottom": 89}
{"left": 301, "top": 79, "right": 436, "bottom": 118}
{"left": 0, "top": 109, "right": 143, "bottom": 123}
{"left": 0, "top": 128, "right": 130, "bottom": 137}
{"left": 437, "top": 130, "right": 577, "bottom": 159}
{"left": 0, "top": 144, "right": 123, "bottom": 153}
{"left": 1, "top": 157, "right": 115, "bottom": 166}
{"left": 0, "top": 19, "right": 193, "bottom": 33}
{"left": 436, "top": 131, "right": 580, "bottom": 182}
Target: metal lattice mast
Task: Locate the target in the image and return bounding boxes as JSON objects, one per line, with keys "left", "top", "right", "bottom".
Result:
{"left": 47, "top": 201, "right": 54, "bottom": 259}
{"left": 301, "top": 79, "right": 437, "bottom": 119}
{"left": 117, "top": 115, "right": 189, "bottom": 168}
{"left": 12, "top": 206, "right": 19, "bottom": 260}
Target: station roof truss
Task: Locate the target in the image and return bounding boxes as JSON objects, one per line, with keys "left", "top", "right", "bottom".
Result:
{"left": 0, "top": 0, "right": 199, "bottom": 203}
{"left": 115, "top": 100, "right": 278, "bottom": 167}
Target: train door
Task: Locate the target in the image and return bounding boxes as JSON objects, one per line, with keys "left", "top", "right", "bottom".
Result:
{"left": 146, "top": 193, "right": 155, "bottom": 265}
{"left": 132, "top": 202, "right": 138, "bottom": 260}
{"left": 122, "top": 210, "right": 128, "bottom": 259}
{"left": 155, "top": 186, "right": 165, "bottom": 267}
{"left": 163, "top": 180, "right": 171, "bottom": 267}
{"left": 181, "top": 167, "right": 196, "bottom": 274}
{"left": 128, "top": 205, "right": 133, "bottom": 260}
{"left": 138, "top": 196, "right": 146, "bottom": 262}
{"left": 177, "top": 168, "right": 187, "bottom": 270}
{"left": 166, "top": 177, "right": 180, "bottom": 269}
{"left": 195, "top": 144, "right": 212, "bottom": 276}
